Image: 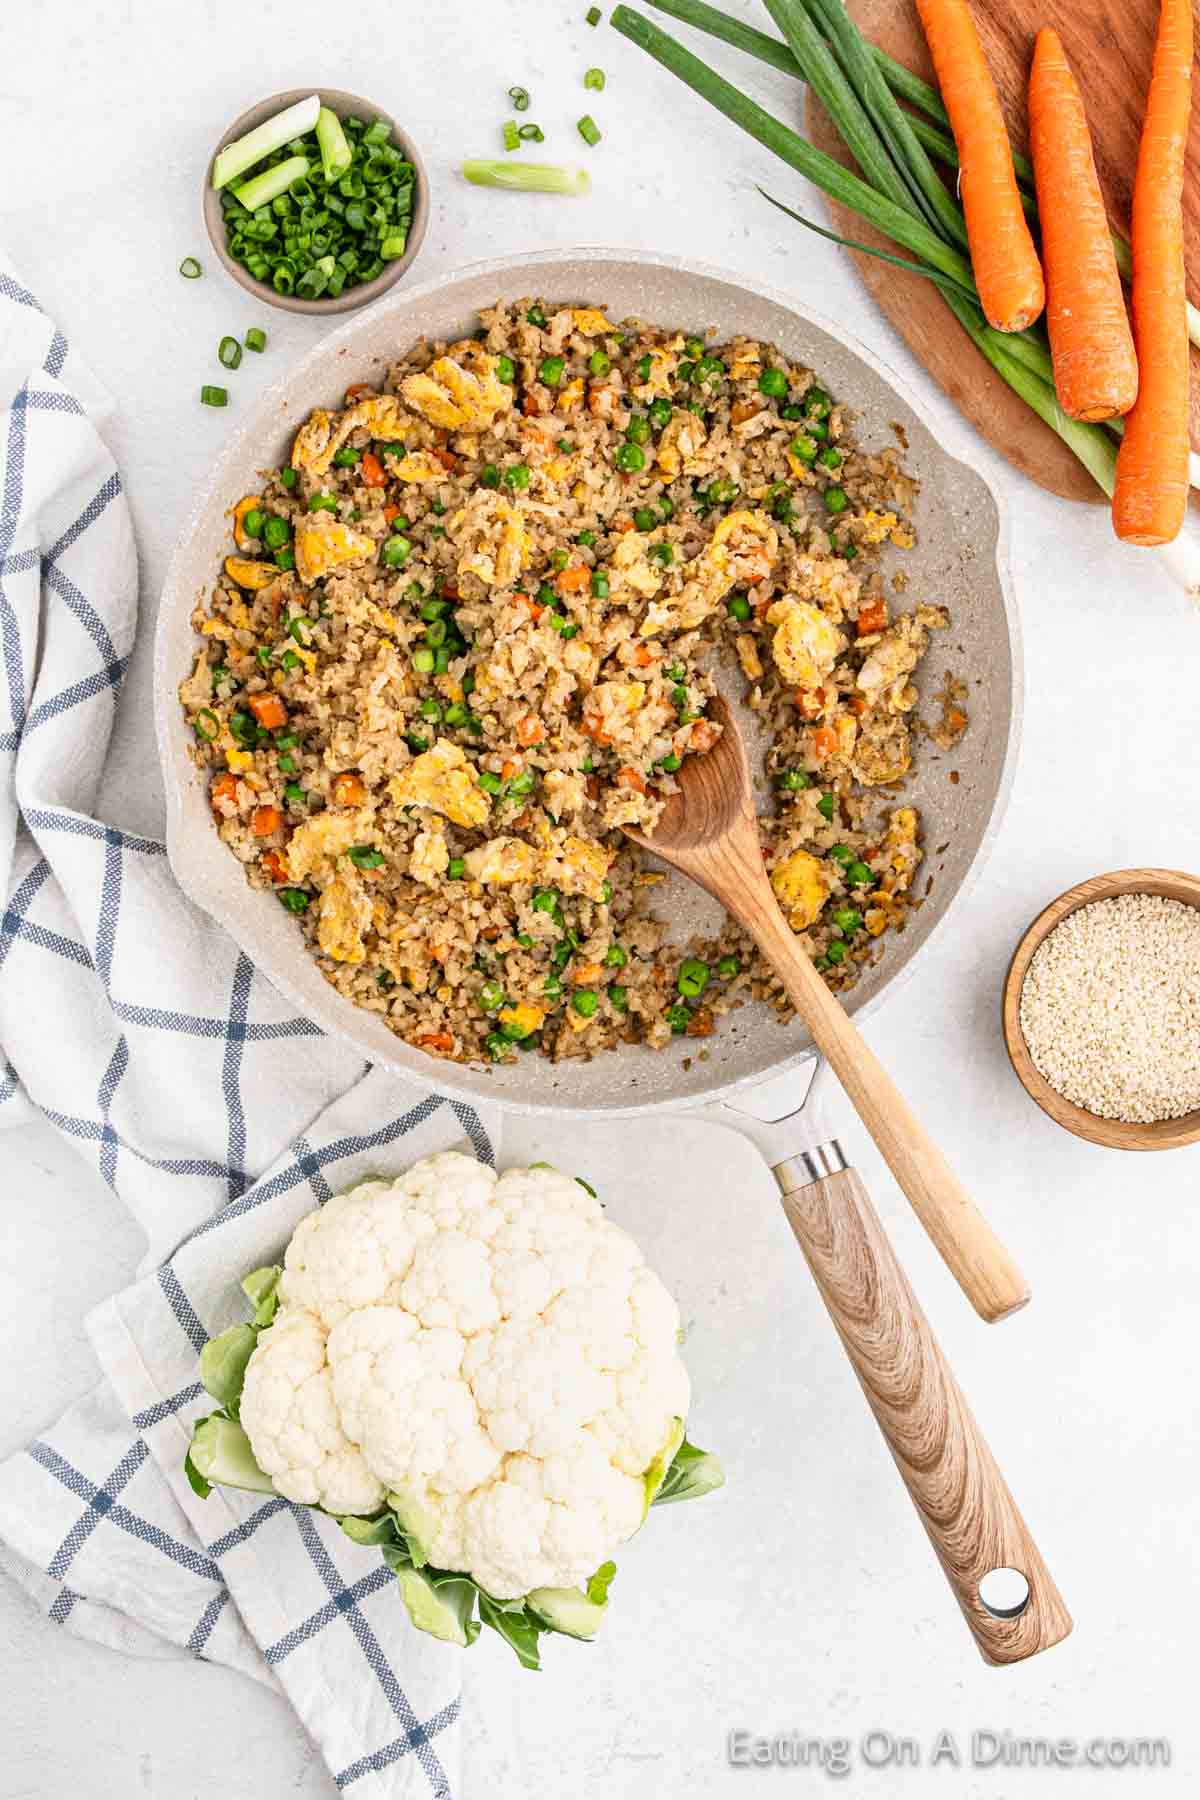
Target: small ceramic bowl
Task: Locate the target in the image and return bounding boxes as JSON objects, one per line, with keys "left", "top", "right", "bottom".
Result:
{"left": 1002, "top": 867, "right": 1200, "bottom": 1151}
{"left": 203, "top": 87, "right": 429, "bottom": 316}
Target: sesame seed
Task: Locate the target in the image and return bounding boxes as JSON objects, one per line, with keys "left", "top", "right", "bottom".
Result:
{"left": 1019, "top": 893, "right": 1200, "bottom": 1123}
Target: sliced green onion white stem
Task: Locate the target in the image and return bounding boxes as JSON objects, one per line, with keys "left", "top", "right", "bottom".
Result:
{"left": 461, "top": 159, "right": 591, "bottom": 194}
{"left": 212, "top": 94, "right": 320, "bottom": 190}
{"left": 315, "top": 106, "right": 353, "bottom": 181}
{"left": 232, "top": 154, "right": 311, "bottom": 213}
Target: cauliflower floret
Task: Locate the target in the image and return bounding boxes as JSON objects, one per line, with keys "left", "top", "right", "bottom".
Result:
{"left": 237, "top": 1154, "right": 695, "bottom": 1603}
{"left": 239, "top": 1310, "right": 386, "bottom": 1515}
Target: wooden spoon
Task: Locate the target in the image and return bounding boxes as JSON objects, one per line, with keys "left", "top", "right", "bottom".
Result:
{"left": 625, "top": 695, "right": 1028, "bottom": 1325}
{"left": 628, "top": 700, "right": 1072, "bottom": 1663}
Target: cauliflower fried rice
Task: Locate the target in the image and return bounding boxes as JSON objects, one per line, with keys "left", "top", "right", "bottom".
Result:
{"left": 181, "top": 298, "right": 964, "bottom": 1066}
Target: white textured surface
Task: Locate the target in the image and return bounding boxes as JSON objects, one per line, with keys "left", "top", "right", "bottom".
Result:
{"left": 3, "top": 2, "right": 1199, "bottom": 1797}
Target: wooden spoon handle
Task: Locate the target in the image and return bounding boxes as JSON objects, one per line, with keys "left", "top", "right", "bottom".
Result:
{"left": 776, "top": 1160, "right": 1072, "bottom": 1665}
{"left": 749, "top": 901, "right": 1028, "bottom": 1323}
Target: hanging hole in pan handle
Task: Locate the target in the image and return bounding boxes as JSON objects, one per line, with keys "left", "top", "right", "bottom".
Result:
{"left": 979, "top": 1567, "right": 1032, "bottom": 1620}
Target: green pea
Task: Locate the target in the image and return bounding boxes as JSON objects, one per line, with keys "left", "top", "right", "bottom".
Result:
{"left": 825, "top": 940, "right": 848, "bottom": 965}
{"left": 677, "top": 957, "right": 709, "bottom": 997}
{"left": 572, "top": 989, "right": 599, "bottom": 1018}
{"left": 480, "top": 464, "right": 501, "bottom": 489}
{"left": 539, "top": 354, "right": 565, "bottom": 387}
{"left": 848, "top": 860, "right": 876, "bottom": 887}
{"left": 658, "top": 753, "right": 682, "bottom": 772}
{"left": 817, "top": 792, "right": 835, "bottom": 821}
{"left": 727, "top": 594, "right": 751, "bottom": 620}
{"left": 648, "top": 398, "right": 672, "bottom": 428}
{"left": 823, "top": 486, "right": 849, "bottom": 515}
{"left": 818, "top": 445, "right": 843, "bottom": 471}
{"left": 278, "top": 887, "right": 309, "bottom": 913}
{"left": 496, "top": 355, "right": 516, "bottom": 383}
{"left": 789, "top": 434, "right": 818, "bottom": 465}
{"left": 776, "top": 769, "right": 811, "bottom": 791}
{"left": 504, "top": 464, "right": 531, "bottom": 490}
{"left": 665, "top": 1002, "right": 690, "bottom": 1034}
{"left": 716, "top": 955, "right": 740, "bottom": 978}
{"left": 832, "top": 907, "right": 862, "bottom": 934}
{"left": 604, "top": 944, "right": 627, "bottom": 968}
{"left": 615, "top": 443, "right": 645, "bottom": 473}
{"left": 589, "top": 349, "right": 611, "bottom": 376}
{"left": 609, "top": 984, "right": 628, "bottom": 1012}
{"left": 633, "top": 506, "right": 657, "bottom": 531}
{"left": 804, "top": 386, "right": 832, "bottom": 418}
{"left": 758, "top": 366, "right": 788, "bottom": 398}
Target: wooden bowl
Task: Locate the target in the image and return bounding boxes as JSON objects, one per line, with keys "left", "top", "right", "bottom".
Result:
{"left": 203, "top": 88, "right": 429, "bottom": 316}
{"left": 1002, "top": 869, "right": 1200, "bottom": 1152}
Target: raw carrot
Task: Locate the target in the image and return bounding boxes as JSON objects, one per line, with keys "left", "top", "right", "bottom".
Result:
{"left": 914, "top": 0, "right": 1044, "bottom": 332}
{"left": 1113, "top": 0, "right": 1194, "bottom": 546}
{"left": 1028, "top": 30, "right": 1138, "bottom": 422}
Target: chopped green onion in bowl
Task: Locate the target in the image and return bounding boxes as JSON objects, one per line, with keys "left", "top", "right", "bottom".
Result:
{"left": 211, "top": 93, "right": 320, "bottom": 190}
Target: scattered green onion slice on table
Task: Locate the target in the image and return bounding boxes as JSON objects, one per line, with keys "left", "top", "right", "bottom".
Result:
{"left": 577, "top": 114, "right": 602, "bottom": 146}
{"left": 508, "top": 85, "right": 531, "bottom": 112}
{"left": 179, "top": 256, "right": 202, "bottom": 279}
{"left": 584, "top": 68, "right": 606, "bottom": 90}
{"left": 518, "top": 123, "right": 545, "bottom": 143}
{"left": 503, "top": 120, "right": 520, "bottom": 152}
{"left": 212, "top": 95, "right": 320, "bottom": 190}
{"left": 587, "top": 3, "right": 603, "bottom": 20}
{"left": 244, "top": 327, "right": 267, "bottom": 352}
{"left": 200, "top": 385, "right": 228, "bottom": 407}
{"left": 462, "top": 161, "right": 591, "bottom": 195}
{"left": 218, "top": 336, "right": 242, "bottom": 370}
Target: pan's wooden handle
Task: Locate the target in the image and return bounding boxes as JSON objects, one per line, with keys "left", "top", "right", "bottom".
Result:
{"left": 748, "top": 900, "right": 1029, "bottom": 1324}
{"left": 775, "top": 1158, "right": 1072, "bottom": 1665}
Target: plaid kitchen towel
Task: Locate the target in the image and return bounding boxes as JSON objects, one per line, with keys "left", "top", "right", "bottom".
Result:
{"left": 0, "top": 256, "right": 499, "bottom": 1795}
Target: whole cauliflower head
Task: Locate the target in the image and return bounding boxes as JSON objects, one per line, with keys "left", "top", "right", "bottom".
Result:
{"left": 239, "top": 1153, "right": 691, "bottom": 1599}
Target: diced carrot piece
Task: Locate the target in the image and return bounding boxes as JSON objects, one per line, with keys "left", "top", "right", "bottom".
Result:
{"left": 557, "top": 564, "right": 591, "bottom": 595}
{"left": 260, "top": 849, "right": 288, "bottom": 883}
{"left": 690, "top": 719, "right": 721, "bottom": 752}
{"left": 383, "top": 503, "right": 404, "bottom": 525}
{"left": 428, "top": 942, "right": 450, "bottom": 963}
{"left": 573, "top": 961, "right": 604, "bottom": 985}
{"left": 847, "top": 694, "right": 868, "bottom": 717}
{"left": 500, "top": 758, "right": 521, "bottom": 781}
{"left": 610, "top": 516, "right": 635, "bottom": 533}
{"left": 856, "top": 598, "right": 888, "bottom": 636}
{"left": 812, "top": 725, "right": 838, "bottom": 759}
{"left": 441, "top": 583, "right": 461, "bottom": 601}
{"left": 332, "top": 771, "right": 367, "bottom": 808}
{"left": 247, "top": 692, "right": 287, "bottom": 730}
{"left": 616, "top": 766, "right": 647, "bottom": 793}
{"left": 582, "top": 716, "right": 613, "bottom": 747}
{"left": 480, "top": 925, "right": 502, "bottom": 942}
{"left": 946, "top": 706, "right": 968, "bottom": 733}
{"left": 515, "top": 715, "right": 545, "bottom": 746}
{"left": 631, "top": 643, "right": 656, "bottom": 667}
{"left": 251, "top": 805, "right": 281, "bottom": 837}
{"left": 360, "top": 451, "right": 386, "bottom": 487}
{"left": 514, "top": 594, "right": 543, "bottom": 621}
{"left": 344, "top": 383, "right": 376, "bottom": 402}
{"left": 415, "top": 1031, "right": 454, "bottom": 1054}
{"left": 795, "top": 686, "right": 827, "bottom": 721}
{"left": 686, "top": 1007, "right": 715, "bottom": 1037}
{"left": 432, "top": 446, "right": 458, "bottom": 471}
{"left": 210, "top": 772, "right": 239, "bottom": 809}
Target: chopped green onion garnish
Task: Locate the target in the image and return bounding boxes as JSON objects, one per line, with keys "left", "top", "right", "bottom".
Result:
{"left": 577, "top": 114, "right": 602, "bottom": 146}
{"left": 278, "top": 466, "right": 297, "bottom": 490}
{"left": 278, "top": 887, "right": 310, "bottom": 913}
{"left": 586, "top": 4, "right": 602, "bottom": 21}
{"left": 179, "top": 256, "right": 202, "bottom": 280}
{"left": 200, "top": 385, "right": 228, "bottom": 407}
{"left": 584, "top": 68, "right": 606, "bottom": 90}
{"left": 461, "top": 160, "right": 591, "bottom": 195}
{"left": 193, "top": 708, "right": 219, "bottom": 740}
{"left": 218, "top": 336, "right": 242, "bottom": 370}
{"left": 348, "top": 845, "right": 385, "bottom": 870}
{"left": 244, "top": 327, "right": 267, "bottom": 353}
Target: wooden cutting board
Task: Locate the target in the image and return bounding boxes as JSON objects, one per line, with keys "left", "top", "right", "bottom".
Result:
{"left": 806, "top": 0, "right": 1200, "bottom": 502}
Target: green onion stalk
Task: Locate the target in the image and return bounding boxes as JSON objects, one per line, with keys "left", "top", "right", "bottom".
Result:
{"left": 611, "top": 0, "right": 1200, "bottom": 597}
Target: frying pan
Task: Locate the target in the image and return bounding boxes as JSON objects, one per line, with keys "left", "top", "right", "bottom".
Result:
{"left": 155, "top": 251, "right": 1068, "bottom": 1663}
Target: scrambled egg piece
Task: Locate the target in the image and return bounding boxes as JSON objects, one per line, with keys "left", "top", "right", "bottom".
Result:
{"left": 317, "top": 874, "right": 373, "bottom": 964}
{"left": 632, "top": 345, "right": 678, "bottom": 398}
{"left": 883, "top": 807, "right": 921, "bottom": 892}
{"left": 389, "top": 740, "right": 491, "bottom": 829}
{"left": 498, "top": 1001, "right": 545, "bottom": 1040}
{"left": 656, "top": 409, "right": 707, "bottom": 478}
{"left": 390, "top": 451, "right": 446, "bottom": 484}
{"left": 766, "top": 597, "right": 846, "bottom": 687}
{"left": 610, "top": 530, "right": 662, "bottom": 599}
{"left": 641, "top": 509, "right": 776, "bottom": 637}
{"left": 294, "top": 512, "right": 376, "bottom": 585}
{"left": 771, "top": 849, "right": 831, "bottom": 932}
{"left": 735, "top": 633, "right": 764, "bottom": 681}
{"left": 451, "top": 492, "right": 531, "bottom": 590}
{"left": 286, "top": 809, "right": 370, "bottom": 882}
{"left": 225, "top": 747, "right": 254, "bottom": 774}
{"left": 401, "top": 349, "right": 512, "bottom": 431}
{"left": 291, "top": 396, "right": 407, "bottom": 478}
{"left": 233, "top": 495, "right": 264, "bottom": 552}
{"left": 859, "top": 509, "right": 899, "bottom": 546}
{"left": 408, "top": 825, "right": 449, "bottom": 886}
{"left": 223, "top": 556, "right": 275, "bottom": 591}
{"left": 547, "top": 835, "right": 614, "bottom": 903}
{"left": 463, "top": 836, "right": 537, "bottom": 885}
{"left": 570, "top": 308, "right": 614, "bottom": 337}
{"left": 541, "top": 770, "right": 586, "bottom": 818}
